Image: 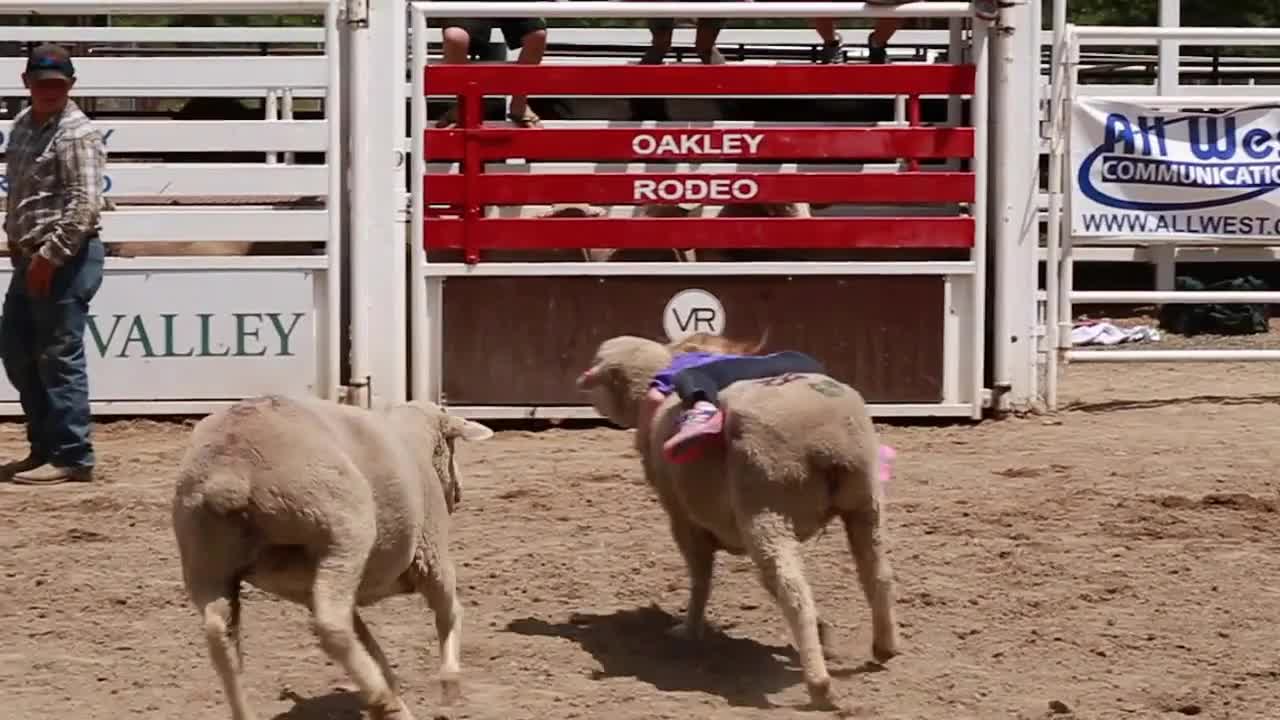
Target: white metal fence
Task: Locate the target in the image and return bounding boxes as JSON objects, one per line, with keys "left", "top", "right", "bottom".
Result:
{"left": 0, "top": 0, "right": 341, "bottom": 414}
{"left": 1043, "top": 22, "right": 1280, "bottom": 409}
{"left": 7, "top": 0, "right": 1275, "bottom": 418}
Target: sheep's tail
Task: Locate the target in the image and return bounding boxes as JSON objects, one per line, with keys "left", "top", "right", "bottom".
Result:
{"left": 174, "top": 464, "right": 253, "bottom": 519}
{"left": 172, "top": 464, "right": 257, "bottom": 607}
{"left": 826, "top": 415, "right": 885, "bottom": 513}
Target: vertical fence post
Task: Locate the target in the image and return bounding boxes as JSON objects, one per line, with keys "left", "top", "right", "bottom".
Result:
{"left": 1057, "top": 27, "right": 1078, "bottom": 378}
{"left": 971, "top": 14, "right": 991, "bottom": 420}
{"left": 1045, "top": 0, "right": 1068, "bottom": 411}
{"left": 324, "top": 0, "right": 343, "bottom": 401}
{"left": 461, "top": 83, "right": 484, "bottom": 265}
{"left": 410, "top": 5, "right": 430, "bottom": 403}
{"left": 265, "top": 88, "right": 279, "bottom": 164}
{"left": 346, "top": 0, "right": 408, "bottom": 409}
{"left": 345, "top": 0, "right": 372, "bottom": 406}
{"left": 1151, "top": 0, "right": 1181, "bottom": 296}
{"left": 988, "top": 0, "right": 1040, "bottom": 414}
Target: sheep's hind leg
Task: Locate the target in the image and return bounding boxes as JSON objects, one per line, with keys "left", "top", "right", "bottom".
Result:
{"left": 190, "top": 577, "right": 256, "bottom": 720}
{"left": 311, "top": 555, "right": 415, "bottom": 720}
{"left": 666, "top": 517, "right": 716, "bottom": 641}
{"left": 417, "top": 555, "right": 464, "bottom": 706}
{"left": 842, "top": 507, "right": 899, "bottom": 663}
{"left": 741, "top": 510, "right": 834, "bottom": 709}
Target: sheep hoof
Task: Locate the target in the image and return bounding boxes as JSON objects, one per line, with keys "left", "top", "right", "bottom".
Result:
{"left": 371, "top": 697, "right": 416, "bottom": 720}
{"left": 805, "top": 677, "right": 837, "bottom": 710}
{"left": 664, "top": 620, "right": 705, "bottom": 642}
{"left": 440, "top": 674, "right": 463, "bottom": 705}
{"left": 872, "top": 640, "right": 899, "bottom": 664}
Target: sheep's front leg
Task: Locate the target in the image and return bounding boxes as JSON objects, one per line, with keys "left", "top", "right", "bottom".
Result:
{"left": 666, "top": 515, "right": 716, "bottom": 641}
{"left": 354, "top": 610, "right": 401, "bottom": 694}
{"left": 741, "top": 509, "right": 834, "bottom": 710}
{"left": 756, "top": 567, "right": 839, "bottom": 660}
{"left": 311, "top": 553, "right": 415, "bottom": 720}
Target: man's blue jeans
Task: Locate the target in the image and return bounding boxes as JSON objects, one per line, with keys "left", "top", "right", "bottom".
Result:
{"left": 0, "top": 236, "right": 105, "bottom": 469}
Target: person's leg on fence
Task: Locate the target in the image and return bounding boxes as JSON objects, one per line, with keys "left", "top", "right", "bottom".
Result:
{"left": 863, "top": 0, "right": 912, "bottom": 64}
{"left": 499, "top": 18, "right": 547, "bottom": 126}
{"left": 436, "top": 19, "right": 488, "bottom": 127}
{"left": 12, "top": 236, "right": 104, "bottom": 486}
{"left": 814, "top": 19, "right": 845, "bottom": 63}
{"left": 867, "top": 18, "right": 902, "bottom": 64}
{"left": 694, "top": 18, "right": 726, "bottom": 65}
{"left": 642, "top": 18, "right": 675, "bottom": 65}
{"left": 441, "top": 20, "right": 478, "bottom": 64}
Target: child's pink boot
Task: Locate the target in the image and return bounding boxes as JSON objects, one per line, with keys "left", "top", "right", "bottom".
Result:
{"left": 663, "top": 400, "right": 724, "bottom": 464}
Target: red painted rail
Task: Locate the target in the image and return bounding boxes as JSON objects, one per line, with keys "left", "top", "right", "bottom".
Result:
{"left": 424, "top": 127, "right": 975, "bottom": 161}
{"left": 424, "top": 64, "right": 976, "bottom": 97}
{"left": 421, "top": 64, "right": 978, "bottom": 263}
{"left": 426, "top": 217, "right": 974, "bottom": 250}
{"left": 425, "top": 172, "right": 975, "bottom": 205}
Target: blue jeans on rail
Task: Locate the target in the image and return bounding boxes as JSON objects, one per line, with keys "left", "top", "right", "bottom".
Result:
{"left": 0, "top": 236, "right": 104, "bottom": 469}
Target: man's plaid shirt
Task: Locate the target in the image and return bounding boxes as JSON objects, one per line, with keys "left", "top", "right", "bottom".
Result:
{"left": 4, "top": 99, "right": 107, "bottom": 266}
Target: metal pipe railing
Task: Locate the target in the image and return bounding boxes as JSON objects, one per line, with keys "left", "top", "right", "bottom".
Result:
{"left": 408, "top": 1, "right": 979, "bottom": 20}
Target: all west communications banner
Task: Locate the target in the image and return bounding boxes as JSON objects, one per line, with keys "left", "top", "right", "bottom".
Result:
{"left": 1071, "top": 98, "right": 1280, "bottom": 239}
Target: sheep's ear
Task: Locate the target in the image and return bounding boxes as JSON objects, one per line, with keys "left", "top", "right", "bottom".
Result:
{"left": 445, "top": 414, "right": 494, "bottom": 442}
{"left": 459, "top": 419, "right": 494, "bottom": 441}
{"left": 576, "top": 362, "right": 607, "bottom": 389}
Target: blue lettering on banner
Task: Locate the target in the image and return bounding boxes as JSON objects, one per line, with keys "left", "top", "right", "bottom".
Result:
{"left": 1080, "top": 212, "right": 1280, "bottom": 237}
{"left": 1076, "top": 104, "right": 1280, "bottom": 213}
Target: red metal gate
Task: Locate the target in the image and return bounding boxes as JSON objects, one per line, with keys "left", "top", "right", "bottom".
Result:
{"left": 423, "top": 64, "right": 975, "bottom": 262}
{"left": 414, "top": 59, "right": 985, "bottom": 417}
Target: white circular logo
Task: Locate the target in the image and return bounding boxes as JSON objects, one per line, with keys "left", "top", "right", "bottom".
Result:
{"left": 663, "top": 288, "right": 725, "bottom": 342}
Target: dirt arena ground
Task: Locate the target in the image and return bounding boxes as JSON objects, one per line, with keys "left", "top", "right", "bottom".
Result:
{"left": 4, "top": 329, "right": 1280, "bottom": 720}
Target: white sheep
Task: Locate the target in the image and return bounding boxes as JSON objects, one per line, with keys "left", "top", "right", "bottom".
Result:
{"left": 171, "top": 394, "right": 493, "bottom": 720}
{"left": 576, "top": 335, "right": 899, "bottom": 709}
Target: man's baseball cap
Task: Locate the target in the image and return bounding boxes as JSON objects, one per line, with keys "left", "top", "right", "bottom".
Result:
{"left": 25, "top": 43, "right": 75, "bottom": 83}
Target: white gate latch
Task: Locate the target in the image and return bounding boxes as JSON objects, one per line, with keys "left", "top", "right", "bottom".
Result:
{"left": 345, "top": 0, "right": 369, "bottom": 26}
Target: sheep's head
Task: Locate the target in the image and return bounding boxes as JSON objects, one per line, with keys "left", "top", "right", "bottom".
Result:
{"left": 576, "top": 335, "right": 672, "bottom": 427}
{"left": 400, "top": 401, "right": 494, "bottom": 513}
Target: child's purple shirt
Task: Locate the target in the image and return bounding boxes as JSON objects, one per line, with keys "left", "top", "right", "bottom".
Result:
{"left": 650, "top": 351, "right": 747, "bottom": 394}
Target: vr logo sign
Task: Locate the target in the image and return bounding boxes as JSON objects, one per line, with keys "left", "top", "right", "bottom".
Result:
{"left": 663, "top": 288, "right": 725, "bottom": 342}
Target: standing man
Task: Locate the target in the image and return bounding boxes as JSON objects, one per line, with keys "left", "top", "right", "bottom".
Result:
{"left": 2, "top": 43, "right": 106, "bottom": 485}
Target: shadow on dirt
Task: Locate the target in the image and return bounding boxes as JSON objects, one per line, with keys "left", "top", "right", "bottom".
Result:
{"left": 506, "top": 603, "right": 877, "bottom": 710}
{"left": 271, "top": 688, "right": 364, "bottom": 720}
{"left": 1063, "top": 393, "right": 1280, "bottom": 414}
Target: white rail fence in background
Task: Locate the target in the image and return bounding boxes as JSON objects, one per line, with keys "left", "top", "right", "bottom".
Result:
{"left": 6, "top": 0, "right": 1275, "bottom": 417}
{"left": 0, "top": 0, "right": 342, "bottom": 415}
{"left": 1044, "top": 23, "right": 1280, "bottom": 409}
